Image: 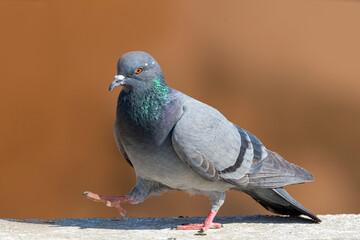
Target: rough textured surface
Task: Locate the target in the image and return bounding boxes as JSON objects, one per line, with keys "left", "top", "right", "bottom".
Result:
{"left": 0, "top": 215, "right": 359, "bottom": 240}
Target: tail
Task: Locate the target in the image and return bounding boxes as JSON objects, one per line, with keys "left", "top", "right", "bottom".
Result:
{"left": 242, "top": 187, "right": 321, "bottom": 222}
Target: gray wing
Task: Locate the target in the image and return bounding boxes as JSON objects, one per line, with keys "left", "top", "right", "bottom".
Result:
{"left": 114, "top": 123, "right": 133, "bottom": 167}
{"left": 172, "top": 99, "right": 314, "bottom": 188}
{"left": 171, "top": 99, "right": 245, "bottom": 182}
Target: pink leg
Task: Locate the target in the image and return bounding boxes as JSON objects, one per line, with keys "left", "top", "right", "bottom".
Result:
{"left": 83, "top": 191, "right": 139, "bottom": 219}
{"left": 176, "top": 211, "right": 222, "bottom": 232}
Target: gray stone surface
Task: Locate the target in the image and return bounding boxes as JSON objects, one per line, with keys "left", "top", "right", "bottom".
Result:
{"left": 0, "top": 215, "right": 359, "bottom": 240}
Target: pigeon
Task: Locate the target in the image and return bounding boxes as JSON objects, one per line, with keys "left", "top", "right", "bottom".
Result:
{"left": 84, "top": 51, "right": 321, "bottom": 232}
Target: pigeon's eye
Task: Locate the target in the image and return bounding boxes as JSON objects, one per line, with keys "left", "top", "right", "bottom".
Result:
{"left": 135, "top": 68, "right": 143, "bottom": 74}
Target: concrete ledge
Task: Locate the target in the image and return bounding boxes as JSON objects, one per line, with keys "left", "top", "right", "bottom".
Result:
{"left": 1, "top": 214, "right": 359, "bottom": 239}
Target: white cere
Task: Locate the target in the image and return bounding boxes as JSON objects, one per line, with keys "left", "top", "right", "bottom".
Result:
{"left": 115, "top": 75, "right": 125, "bottom": 80}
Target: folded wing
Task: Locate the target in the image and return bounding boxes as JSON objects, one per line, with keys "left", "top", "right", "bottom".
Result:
{"left": 172, "top": 99, "right": 314, "bottom": 188}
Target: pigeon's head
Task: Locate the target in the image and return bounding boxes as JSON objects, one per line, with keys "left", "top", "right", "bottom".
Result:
{"left": 109, "top": 51, "right": 165, "bottom": 92}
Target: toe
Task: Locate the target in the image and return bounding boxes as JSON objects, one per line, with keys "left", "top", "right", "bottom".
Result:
{"left": 211, "top": 222, "right": 223, "bottom": 229}
{"left": 176, "top": 223, "right": 204, "bottom": 230}
{"left": 83, "top": 191, "right": 103, "bottom": 202}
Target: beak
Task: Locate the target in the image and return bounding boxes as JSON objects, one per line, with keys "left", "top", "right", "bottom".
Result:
{"left": 109, "top": 75, "right": 125, "bottom": 91}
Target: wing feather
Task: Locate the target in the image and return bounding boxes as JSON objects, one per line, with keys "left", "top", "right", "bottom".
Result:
{"left": 171, "top": 99, "right": 241, "bottom": 181}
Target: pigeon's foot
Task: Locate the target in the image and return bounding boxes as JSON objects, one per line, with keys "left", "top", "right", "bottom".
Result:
{"left": 176, "top": 211, "right": 222, "bottom": 232}
{"left": 83, "top": 191, "right": 139, "bottom": 219}
{"left": 176, "top": 222, "right": 222, "bottom": 231}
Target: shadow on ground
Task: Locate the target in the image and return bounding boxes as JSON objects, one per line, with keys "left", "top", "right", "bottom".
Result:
{"left": 4, "top": 215, "right": 318, "bottom": 230}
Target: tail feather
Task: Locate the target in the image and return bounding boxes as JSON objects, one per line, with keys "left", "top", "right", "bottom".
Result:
{"left": 242, "top": 187, "right": 321, "bottom": 222}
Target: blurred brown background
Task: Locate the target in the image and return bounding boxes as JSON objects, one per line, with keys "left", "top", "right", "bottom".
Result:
{"left": 0, "top": 0, "right": 359, "bottom": 220}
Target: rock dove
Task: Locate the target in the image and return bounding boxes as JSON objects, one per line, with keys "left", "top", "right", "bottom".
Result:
{"left": 84, "top": 51, "right": 321, "bottom": 232}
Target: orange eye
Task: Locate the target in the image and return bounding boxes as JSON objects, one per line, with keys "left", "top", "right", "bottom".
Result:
{"left": 135, "top": 68, "right": 143, "bottom": 74}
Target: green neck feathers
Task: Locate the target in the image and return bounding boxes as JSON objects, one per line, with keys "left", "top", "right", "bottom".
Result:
{"left": 123, "top": 77, "right": 170, "bottom": 126}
